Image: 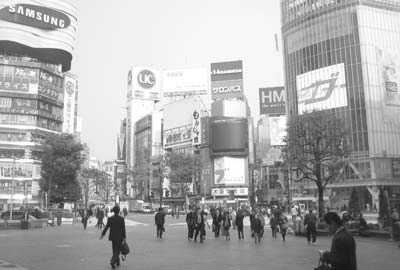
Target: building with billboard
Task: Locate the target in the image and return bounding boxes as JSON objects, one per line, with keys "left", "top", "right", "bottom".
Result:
{"left": 133, "top": 112, "right": 162, "bottom": 202}
{"left": 162, "top": 96, "right": 209, "bottom": 206}
{"left": 126, "top": 67, "right": 160, "bottom": 169}
{"left": 161, "top": 67, "right": 210, "bottom": 106}
{"left": 209, "top": 99, "right": 251, "bottom": 205}
{"left": 0, "top": 0, "right": 77, "bottom": 210}
{"left": 281, "top": 0, "right": 400, "bottom": 209}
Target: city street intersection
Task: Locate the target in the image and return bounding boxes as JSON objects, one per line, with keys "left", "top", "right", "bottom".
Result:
{"left": 0, "top": 214, "right": 399, "bottom": 270}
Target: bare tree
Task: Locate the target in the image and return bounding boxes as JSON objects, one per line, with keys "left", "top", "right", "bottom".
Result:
{"left": 282, "top": 110, "right": 350, "bottom": 218}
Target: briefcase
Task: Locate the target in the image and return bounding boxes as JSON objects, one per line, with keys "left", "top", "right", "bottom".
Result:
{"left": 121, "top": 240, "right": 130, "bottom": 255}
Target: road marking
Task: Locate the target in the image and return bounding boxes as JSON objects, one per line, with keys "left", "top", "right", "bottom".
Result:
{"left": 56, "top": 244, "right": 72, "bottom": 248}
{"left": 0, "top": 260, "right": 28, "bottom": 270}
{"left": 0, "top": 235, "right": 8, "bottom": 237}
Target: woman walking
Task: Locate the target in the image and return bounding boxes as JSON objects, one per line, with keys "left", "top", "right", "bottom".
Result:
{"left": 279, "top": 214, "right": 289, "bottom": 242}
{"left": 222, "top": 211, "right": 231, "bottom": 240}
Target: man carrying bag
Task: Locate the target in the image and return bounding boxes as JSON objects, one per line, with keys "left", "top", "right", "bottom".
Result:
{"left": 100, "top": 206, "right": 126, "bottom": 269}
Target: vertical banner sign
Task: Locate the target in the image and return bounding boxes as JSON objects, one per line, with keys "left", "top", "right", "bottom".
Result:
{"left": 192, "top": 110, "right": 201, "bottom": 145}
{"left": 62, "top": 74, "right": 77, "bottom": 134}
{"left": 210, "top": 60, "right": 244, "bottom": 100}
{"left": 259, "top": 87, "right": 286, "bottom": 115}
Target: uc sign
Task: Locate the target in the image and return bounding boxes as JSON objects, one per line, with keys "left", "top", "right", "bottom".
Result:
{"left": 137, "top": 70, "right": 156, "bottom": 89}
{"left": 0, "top": 4, "right": 71, "bottom": 30}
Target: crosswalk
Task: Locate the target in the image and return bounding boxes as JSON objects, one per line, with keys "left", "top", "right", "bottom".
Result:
{"left": 0, "top": 260, "right": 28, "bottom": 270}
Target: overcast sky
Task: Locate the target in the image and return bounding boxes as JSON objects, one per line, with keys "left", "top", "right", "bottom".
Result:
{"left": 72, "top": 0, "right": 284, "bottom": 161}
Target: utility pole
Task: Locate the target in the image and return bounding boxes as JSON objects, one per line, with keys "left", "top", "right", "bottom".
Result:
{"left": 10, "top": 157, "right": 16, "bottom": 220}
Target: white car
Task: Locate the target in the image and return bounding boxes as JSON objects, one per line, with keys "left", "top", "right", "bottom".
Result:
{"left": 61, "top": 211, "right": 74, "bottom": 224}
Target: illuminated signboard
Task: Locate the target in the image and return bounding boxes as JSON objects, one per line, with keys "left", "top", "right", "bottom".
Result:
{"left": 0, "top": 4, "right": 71, "bottom": 30}
{"left": 163, "top": 125, "right": 192, "bottom": 148}
{"left": 0, "top": 65, "right": 39, "bottom": 93}
{"left": 213, "top": 157, "right": 246, "bottom": 185}
{"left": 129, "top": 67, "right": 160, "bottom": 101}
{"left": 210, "top": 60, "right": 244, "bottom": 100}
{"left": 296, "top": 63, "right": 347, "bottom": 114}
{"left": 259, "top": 87, "right": 286, "bottom": 115}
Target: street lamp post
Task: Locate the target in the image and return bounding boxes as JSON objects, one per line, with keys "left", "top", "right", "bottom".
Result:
{"left": 10, "top": 157, "right": 16, "bottom": 220}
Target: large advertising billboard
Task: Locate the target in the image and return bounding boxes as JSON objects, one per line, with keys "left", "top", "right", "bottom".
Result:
{"left": 128, "top": 67, "right": 160, "bottom": 101}
{"left": 62, "top": 73, "right": 77, "bottom": 134}
{"left": 210, "top": 117, "right": 248, "bottom": 156}
{"left": 296, "top": 63, "right": 347, "bottom": 114}
{"left": 269, "top": 116, "right": 286, "bottom": 146}
{"left": 163, "top": 124, "right": 192, "bottom": 148}
{"left": 0, "top": 1, "right": 78, "bottom": 72}
{"left": 213, "top": 157, "right": 246, "bottom": 185}
{"left": 162, "top": 68, "right": 207, "bottom": 98}
{"left": 0, "top": 65, "right": 39, "bottom": 93}
{"left": 378, "top": 49, "right": 400, "bottom": 107}
{"left": 211, "top": 60, "right": 244, "bottom": 100}
{"left": 259, "top": 87, "right": 285, "bottom": 115}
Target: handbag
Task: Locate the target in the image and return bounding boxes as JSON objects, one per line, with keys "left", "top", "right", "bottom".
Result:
{"left": 121, "top": 240, "right": 130, "bottom": 255}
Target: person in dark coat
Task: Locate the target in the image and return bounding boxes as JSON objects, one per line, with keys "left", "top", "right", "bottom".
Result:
{"left": 212, "top": 209, "right": 223, "bottom": 238}
{"left": 155, "top": 208, "right": 165, "bottom": 239}
{"left": 270, "top": 215, "right": 278, "bottom": 238}
{"left": 235, "top": 210, "right": 245, "bottom": 240}
{"left": 322, "top": 212, "right": 357, "bottom": 270}
{"left": 253, "top": 214, "right": 262, "bottom": 243}
{"left": 186, "top": 208, "right": 197, "bottom": 240}
{"left": 100, "top": 206, "right": 126, "bottom": 269}
{"left": 304, "top": 209, "right": 317, "bottom": 243}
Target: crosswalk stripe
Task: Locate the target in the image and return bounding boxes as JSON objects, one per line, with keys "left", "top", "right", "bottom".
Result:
{"left": 0, "top": 260, "right": 28, "bottom": 270}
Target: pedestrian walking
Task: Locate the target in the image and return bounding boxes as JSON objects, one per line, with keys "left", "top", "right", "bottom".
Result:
{"left": 212, "top": 209, "right": 222, "bottom": 238}
{"left": 155, "top": 208, "right": 165, "bottom": 239}
{"left": 235, "top": 210, "right": 245, "bottom": 239}
{"left": 123, "top": 207, "right": 128, "bottom": 218}
{"left": 321, "top": 212, "right": 357, "bottom": 270}
{"left": 194, "top": 208, "right": 210, "bottom": 243}
{"left": 270, "top": 215, "right": 278, "bottom": 238}
{"left": 186, "top": 207, "right": 197, "bottom": 240}
{"left": 100, "top": 206, "right": 126, "bottom": 270}
{"left": 259, "top": 212, "right": 265, "bottom": 237}
{"left": 253, "top": 214, "right": 262, "bottom": 243}
{"left": 279, "top": 214, "right": 288, "bottom": 242}
{"left": 56, "top": 211, "right": 62, "bottom": 226}
{"left": 231, "top": 208, "right": 237, "bottom": 230}
{"left": 81, "top": 208, "right": 89, "bottom": 230}
{"left": 304, "top": 209, "right": 317, "bottom": 244}
{"left": 97, "top": 208, "right": 105, "bottom": 229}
{"left": 222, "top": 211, "right": 231, "bottom": 240}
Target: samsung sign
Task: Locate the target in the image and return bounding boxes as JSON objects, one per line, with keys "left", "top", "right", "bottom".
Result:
{"left": 0, "top": 4, "right": 71, "bottom": 29}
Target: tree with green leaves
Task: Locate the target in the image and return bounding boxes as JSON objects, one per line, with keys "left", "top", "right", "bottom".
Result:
{"left": 40, "top": 133, "right": 84, "bottom": 205}
{"left": 164, "top": 151, "right": 201, "bottom": 197}
{"left": 348, "top": 188, "right": 361, "bottom": 217}
{"left": 282, "top": 110, "right": 350, "bottom": 218}
{"left": 80, "top": 168, "right": 110, "bottom": 207}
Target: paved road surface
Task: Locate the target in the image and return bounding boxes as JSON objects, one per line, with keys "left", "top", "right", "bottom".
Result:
{"left": 0, "top": 214, "right": 398, "bottom": 270}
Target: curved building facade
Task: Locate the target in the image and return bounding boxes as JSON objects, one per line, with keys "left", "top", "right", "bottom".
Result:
{"left": 281, "top": 0, "right": 400, "bottom": 209}
{"left": 0, "top": 0, "right": 77, "bottom": 210}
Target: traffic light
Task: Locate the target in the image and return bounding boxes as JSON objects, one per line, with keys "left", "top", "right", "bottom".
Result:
{"left": 165, "top": 190, "right": 169, "bottom": 197}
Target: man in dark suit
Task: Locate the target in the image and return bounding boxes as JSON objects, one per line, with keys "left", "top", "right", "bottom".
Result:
{"left": 304, "top": 209, "right": 317, "bottom": 244}
{"left": 186, "top": 207, "right": 197, "bottom": 240}
{"left": 100, "top": 205, "right": 126, "bottom": 269}
{"left": 322, "top": 212, "right": 357, "bottom": 270}
{"left": 155, "top": 208, "right": 165, "bottom": 238}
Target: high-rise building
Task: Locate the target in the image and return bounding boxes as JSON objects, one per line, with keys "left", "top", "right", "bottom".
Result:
{"left": 0, "top": 0, "right": 78, "bottom": 210}
{"left": 281, "top": 0, "right": 400, "bottom": 209}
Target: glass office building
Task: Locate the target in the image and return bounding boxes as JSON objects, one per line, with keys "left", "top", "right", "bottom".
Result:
{"left": 281, "top": 0, "right": 400, "bottom": 209}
